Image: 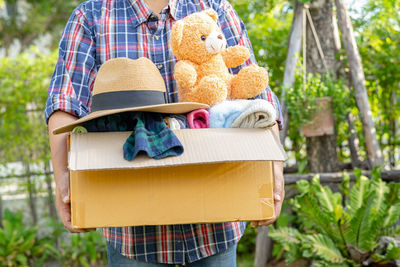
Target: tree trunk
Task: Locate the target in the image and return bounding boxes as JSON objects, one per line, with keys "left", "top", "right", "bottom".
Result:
{"left": 346, "top": 113, "right": 369, "bottom": 169}
{"left": 254, "top": 226, "right": 273, "bottom": 267}
{"left": 24, "top": 162, "right": 38, "bottom": 225}
{"left": 305, "top": 0, "right": 339, "bottom": 172}
{"left": 44, "top": 161, "right": 57, "bottom": 219}
{"left": 335, "top": 0, "right": 383, "bottom": 167}
{"left": 280, "top": 1, "right": 304, "bottom": 143}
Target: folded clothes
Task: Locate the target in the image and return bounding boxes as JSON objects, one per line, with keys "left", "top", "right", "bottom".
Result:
{"left": 164, "top": 117, "right": 181, "bottom": 130}
{"left": 82, "top": 112, "right": 184, "bottom": 160}
{"left": 187, "top": 109, "right": 209, "bottom": 129}
{"left": 209, "top": 99, "right": 276, "bottom": 129}
{"left": 123, "top": 112, "right": 184, "bottom": 160}
{"left": 209, "top": 101, "right": 245, "bottom": 128}
{"left": 164, "top": 114, "right": 189, "bottom": 129}
{"left": 231, "top": 99, "right": 276, "bottom": 128}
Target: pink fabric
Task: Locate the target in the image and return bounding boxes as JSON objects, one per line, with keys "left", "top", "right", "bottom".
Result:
{"left": 187, "top": 109, "right": 210, "bottom": 129}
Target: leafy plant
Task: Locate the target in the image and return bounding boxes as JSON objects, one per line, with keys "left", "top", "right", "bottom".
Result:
{"left": 269, "top": 168, "right": 400, "bottom": 266}
{"left": 285, "top": 73, "right": 351, "bottom": 127}
{"left": 0, "top": 209, "right": 55, "bottom": 267}
{"left": 54, "top": 231, "right": 108, "bottom": 267}
{"left": 237, "top": 224, "right": 258, "bottom": 257}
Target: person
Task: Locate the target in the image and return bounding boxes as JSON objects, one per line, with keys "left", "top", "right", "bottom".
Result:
{"left": 45, "top": 0, "right": 285, "bottom": 266}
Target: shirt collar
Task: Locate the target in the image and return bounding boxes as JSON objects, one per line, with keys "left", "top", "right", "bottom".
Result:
{"left": 127, "top": 0, "right": 153, "bottom": 28}
{"left": 168, "top": 0, "right": 181, "bottom": 20}
{"left": 127, "top": 0, "right": 181, "bottom": 28}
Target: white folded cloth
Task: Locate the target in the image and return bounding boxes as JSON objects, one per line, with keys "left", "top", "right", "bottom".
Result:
{"left": 231, "top": 99, "right": 276, "bottom": 128}
{"left": 209, "top": 99, "right": 276, "bottom": 129}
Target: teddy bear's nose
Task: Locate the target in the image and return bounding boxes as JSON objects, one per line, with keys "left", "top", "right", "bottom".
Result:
{"left": 217, "top": 34, "right": 223, "bottom": 40}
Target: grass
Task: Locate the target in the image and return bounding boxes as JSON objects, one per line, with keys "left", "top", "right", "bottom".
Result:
{"left": 237, "top": 254, "right": 254, "bottom": 267}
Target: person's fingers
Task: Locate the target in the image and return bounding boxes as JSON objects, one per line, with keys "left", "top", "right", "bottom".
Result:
{"left": 251, "top": 196, "right": 283, "bottom": 226}
{"left": 256, "top": 192, "right": 285, "bottom": 226}
{"left": 56, "top": 192, "right": 94, "bottom": 233}
{"left": 251, "top": 162, "right": 285, "bottom": 227}
{"left": 56, "top": 172, "right": 70, "bottom": 204}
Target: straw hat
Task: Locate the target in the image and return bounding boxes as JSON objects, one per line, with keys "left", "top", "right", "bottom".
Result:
{"left": 53, "top": 57, "right": 208, "bottom": 134}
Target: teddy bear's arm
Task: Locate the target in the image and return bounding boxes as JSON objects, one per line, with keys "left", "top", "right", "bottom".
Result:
{"left": 174, "top": 60, "right": 197, "bottom": 88}
{"left": 221, "top": 46, "right": 251, "bottom": 68}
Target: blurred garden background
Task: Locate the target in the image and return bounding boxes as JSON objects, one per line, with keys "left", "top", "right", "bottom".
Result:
{"left": 0, "top": 0, "right": 399, "bottom": 266}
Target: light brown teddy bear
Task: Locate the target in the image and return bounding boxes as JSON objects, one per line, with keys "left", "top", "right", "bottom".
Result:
{"left": 170, "top": 9, "right": 269, "bottom": 106}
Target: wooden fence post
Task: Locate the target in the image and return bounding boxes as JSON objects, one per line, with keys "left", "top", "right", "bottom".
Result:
{"left": 335, "top": 0, "right": 383, "bottom": 167}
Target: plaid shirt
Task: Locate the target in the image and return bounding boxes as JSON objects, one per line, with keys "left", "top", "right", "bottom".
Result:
{"left": 45, "top": 0, "right": 282, "bottom": 264}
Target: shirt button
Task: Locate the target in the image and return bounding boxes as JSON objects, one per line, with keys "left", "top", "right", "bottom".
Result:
{"left": 158, "top": 64, "right": 163, "bottom": 69}
{"left": 155, "top": 35, "right": 160, "bottom": 40}
{"left": 150, "top": 14, "right": 157, "bottom": 19}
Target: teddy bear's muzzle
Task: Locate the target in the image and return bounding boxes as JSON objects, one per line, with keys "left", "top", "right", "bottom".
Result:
{"left": 206, "top": 31, "right": 227, "bottom": 54}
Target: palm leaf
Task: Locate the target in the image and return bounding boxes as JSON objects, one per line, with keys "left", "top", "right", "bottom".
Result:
{"left": 268, "top": 227, "right": 302, "bottom": 245}
{"left": 346, "top": 175, "right": 370, "bottom": 217}
{"left": 340, "top": 172, "right": 350, "bottom": 198}
{"left": 340, "top": 212, "right": 358, "bottom": 247}
{"left": 302, "top": 234, "right": 345, "bottom": 264}
{"left": 296, "top": 179, "right": 310, "bottom": 195}
{"left": 311, "top": 175, "right": 342, "bottom": 216}
{"left": 382, "top": 225, "right": 400, "bottom": 237}
{"left": 357, "top": 178, "right": 389, "bottom": 251}
{"left": 387, "top": 182, "right": 400, "bottom": 204}
{"left": 311, "top": 260, "right": 351, "bottom": 267}
{"left": 382, "top": 183, "right": 400, "bottom": 229}
{"left": 294, "top": 194, "right": 342, "bottom": 244}
{"left": 285, "top": 243, "right": 303, "bottom": 265}
{"left": 382, "top": 202, "right": 400, "bottom": 229}
{"left": 384, "top": 242, "right": 400, "bottom": 261}
{"left": 368, "top": 178, "right": 389, "bottom": 220}
{"left": 269, "top": 227, "right": 303, "bottom": 265}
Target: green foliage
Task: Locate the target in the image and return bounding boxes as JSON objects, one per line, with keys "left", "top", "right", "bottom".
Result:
{"left": 0, "top": 211, "right": 107, "bottom": 267}
{"left": 269, "top": 169, "right": 400, "bottom": 266}
{"left": 285, "top": 74, "right": 351, "bottom": 127}
{"left": 0, "top": 209, "right": 55, "bottom": 267}
{"left": 283, "top": 73, "right": 353, "bottom": 167}
{"left": 0, "top": 48, "right": 57, "bottom": 163}
{"left": 353, "top": 0, "right": 400, "bottom": 167}
{"left": 237, "top": 224, "right": 257, "bottom": 257}
{"left": 0, "top": 0, "right": 78, "bottom": 53}
{"left": 231, "top": 0, "right": 292, "bottom": 92}
{"left": 302, "top": 234, "right": 345, "bottom": 264}
{"left": 56, "top": 231, "right": 108, "bottom": 267}
{"left": 269, "top": 227, "right": 302, "bottom": 264}
{"left": 34, "top": 218, "right": 108, "bottom": 267}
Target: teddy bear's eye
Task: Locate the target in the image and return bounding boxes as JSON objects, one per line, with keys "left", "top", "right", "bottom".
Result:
{"left": 201, "top": 35, "right": 206, "bottom": 41}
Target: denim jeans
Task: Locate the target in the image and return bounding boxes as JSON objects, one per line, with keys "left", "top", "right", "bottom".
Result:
{"left": 107, "top": 242, "right": 237, "bottom": 267}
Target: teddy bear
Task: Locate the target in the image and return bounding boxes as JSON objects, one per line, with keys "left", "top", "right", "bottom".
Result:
{"left": 170, "top": 9, "right": 269, "bottom": 106}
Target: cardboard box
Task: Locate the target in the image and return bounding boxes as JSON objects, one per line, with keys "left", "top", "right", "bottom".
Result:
{"left": 68, "top": 128, "right": 287, "bottom": 228}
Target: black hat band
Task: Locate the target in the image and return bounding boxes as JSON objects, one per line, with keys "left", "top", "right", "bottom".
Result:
{"left": 91, "top": 90, "right": 167, "bottom": 112}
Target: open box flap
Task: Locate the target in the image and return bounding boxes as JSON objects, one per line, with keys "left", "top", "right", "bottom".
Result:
{"left": 69, "top": 128, "right": 287, "bottom": 171}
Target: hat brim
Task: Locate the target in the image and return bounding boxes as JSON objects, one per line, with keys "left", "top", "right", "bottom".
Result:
{"left": 53, "top": 102, "right": 209, "bottom": 134}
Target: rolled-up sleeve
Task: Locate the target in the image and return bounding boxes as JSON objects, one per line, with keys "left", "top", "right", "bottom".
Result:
{"left": 45, "top": 5, "right": 97, "bottom": 124}
{"left": 215, "top": 0, "right": 283, "bottom": 129}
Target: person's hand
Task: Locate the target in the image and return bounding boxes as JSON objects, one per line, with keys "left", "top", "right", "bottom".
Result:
{"left": 250, "top": 160, "right": 285, "bottom": 227}
{"left": 48, "top": 111, "right": 95, "bottom": 233}
{"left": 55, "top": 170, "right": 95, "bottom": 233}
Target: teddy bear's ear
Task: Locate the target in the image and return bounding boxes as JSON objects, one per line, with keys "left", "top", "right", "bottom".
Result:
{"left": 204, "top": 9, "right": 218, "bottom": 22}
{"left": 171, "top": 20, "right": 184, "bottom": 47}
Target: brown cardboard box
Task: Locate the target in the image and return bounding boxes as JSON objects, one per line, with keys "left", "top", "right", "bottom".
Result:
{"left": 68, "top": 128, "right": 287, "bottom": 228}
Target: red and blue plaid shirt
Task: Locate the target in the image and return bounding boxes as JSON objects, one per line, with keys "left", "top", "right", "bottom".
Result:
{"left": 46, "top": 0, "right": 282, "bottom": 264}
